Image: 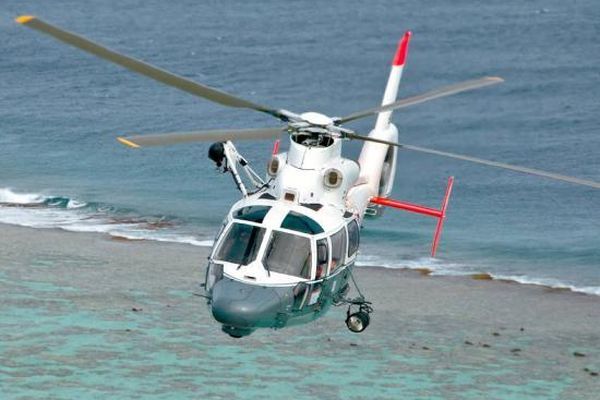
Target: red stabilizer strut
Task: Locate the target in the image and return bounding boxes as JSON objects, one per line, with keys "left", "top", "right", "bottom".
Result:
{"left": 371, "top": 177, "right": 454, "bottom": 257}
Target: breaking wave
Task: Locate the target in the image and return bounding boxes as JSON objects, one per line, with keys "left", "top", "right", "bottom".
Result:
{"left": 0, "top": 188, "right": 214, "bottom": 248}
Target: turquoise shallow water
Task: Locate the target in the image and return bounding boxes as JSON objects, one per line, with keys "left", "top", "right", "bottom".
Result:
{"left": 0, "top": 263, "right": 587, "bottom": 399}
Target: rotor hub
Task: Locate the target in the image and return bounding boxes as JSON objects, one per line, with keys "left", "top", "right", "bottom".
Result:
{"left": 300, "top": 112, "right": 334, "bottom": 127}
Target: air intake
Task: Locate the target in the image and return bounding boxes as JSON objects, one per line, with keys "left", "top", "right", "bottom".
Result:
{"left": 323, "top": 169, "right": 343, "bottom": 188}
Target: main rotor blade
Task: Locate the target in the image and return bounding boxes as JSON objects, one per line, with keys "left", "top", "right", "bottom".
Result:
{"left": 338, "top": 77, "right": 504, "bottom": 124}
{"left": 15, "top": 15, "right": 287, "bottom": 120}
{"left": 345, "top": 133, "right": 600, "bottom": 190}
{"left": 117, "top": 127, "right": 284, "bottom": 148}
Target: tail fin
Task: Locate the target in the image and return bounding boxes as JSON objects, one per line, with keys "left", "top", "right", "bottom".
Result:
{"left": 351, "top": 31, "right": 413, "bottom": 218}
{"left": 374, "top": 31, "right": 412, "bottom": 131}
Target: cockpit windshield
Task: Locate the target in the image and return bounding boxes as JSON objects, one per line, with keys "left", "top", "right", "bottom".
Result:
{"left": 215, "top": 222, "right": 265, "bottom": 265}
{"left": 233, "top": 205, "right": 271, "bottom": 223}
{"left": 281, "top": 211, "right": 323, "bottom": 234}
{"left": 263, "top": 231, "right": 312, "bottom": 279}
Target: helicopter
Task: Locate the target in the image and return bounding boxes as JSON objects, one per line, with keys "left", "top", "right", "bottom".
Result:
{"left": 16, "top": 16, "right": 600, "bottom": 338}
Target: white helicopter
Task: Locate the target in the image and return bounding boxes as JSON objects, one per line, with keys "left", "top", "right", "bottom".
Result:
{"left": 17, "top": 16, "right": 600, "bottom": 338}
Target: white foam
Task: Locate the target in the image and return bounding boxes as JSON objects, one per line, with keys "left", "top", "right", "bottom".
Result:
{"left": 490, "top": 274, "right": 600, "bottom": 296}
{"left": 356, "top": 254, "right": 470, "bottom": 275}
{"left": 0, "top": 207, "right": 80, "bottom": 229}
{"left": 109, "top": 232, "right": 214, "bottom": 247}
{"left": 357, "top": 252, "right": 600, "bottom": 296}
{"left": 0, "top": 188, "right": 45, "bottom": 204}
{"left": 66, "top": 200, "right": 87, "bottom": 209}
{"left": 0, "top": 187, "right": 214, "bottom": 249}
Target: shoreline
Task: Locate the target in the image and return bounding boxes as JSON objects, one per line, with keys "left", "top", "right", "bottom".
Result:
{"left": 1, "top": 220, "right": 598, "bottom": 297}
{"left": 361, "top": 264, "right": 599, "bottom": 297}
{"left": 366, "top": 265, "right": 595, "bottom": 296}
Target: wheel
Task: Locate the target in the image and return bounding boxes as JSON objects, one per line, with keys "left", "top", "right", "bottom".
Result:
{"left": 345, "top": 311, "right": 370, "bottom": 333}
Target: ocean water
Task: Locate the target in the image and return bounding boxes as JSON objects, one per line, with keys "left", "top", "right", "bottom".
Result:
{"left": 1, "top": 0, "right": 599, "bottom": 293}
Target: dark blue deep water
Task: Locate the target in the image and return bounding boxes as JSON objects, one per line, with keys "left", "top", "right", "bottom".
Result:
{"left": 1, "top": 0, "right": 599, "bottom": 292}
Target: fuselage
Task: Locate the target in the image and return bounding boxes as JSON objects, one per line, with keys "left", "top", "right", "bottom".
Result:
{"left": 205, "top": 194, "right": 360, "bottom": 337}
{"left": 204, "top": 132, "right": 363, "bottom": 337}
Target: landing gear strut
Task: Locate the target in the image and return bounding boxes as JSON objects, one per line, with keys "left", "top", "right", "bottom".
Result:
{"left": 335, "top": 269, "right": 373, "bottom": 333}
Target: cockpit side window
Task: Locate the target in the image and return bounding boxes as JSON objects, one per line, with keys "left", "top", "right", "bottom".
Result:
{"left": 281, "top": 211, "right": 324, "bottom": 234}
{"left": 316, "top": 238, "right": 329, "bottom": 279}
{"left": 347, "top": 220, "right": 360, "bottom": 258}
{"left": 263, "top": 231, "right": 312, "bottom": 279}
{"left": 233, "top": 206, "right": 271, "bottom": 223}
{"left": 215, "top": 223, "right": 265, "bottom": 265}
{"left": 330, "top": 227, "right": 347, "bottom": 271}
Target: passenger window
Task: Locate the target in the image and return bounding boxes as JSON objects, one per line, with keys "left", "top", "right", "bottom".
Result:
{"left": 316, "top": 239, "right": 329, "bottom": 279}
{"left": 330, "top": 228, "right": 347, "bottom": 271}
{"left": 347, "top": 220, "right": 360, "bottom": 257}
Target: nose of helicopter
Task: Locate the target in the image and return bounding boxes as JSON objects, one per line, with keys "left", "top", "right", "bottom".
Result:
{"left": 210, "top": 278, "right": 284, "bottom": 337}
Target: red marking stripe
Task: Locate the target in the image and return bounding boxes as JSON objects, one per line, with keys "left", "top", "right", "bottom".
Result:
{"left": 272, "top": 139, "right": 280, "bottom": 155}
{"left": 431, "top": 177, "right": 454, "bottom": 257}
{"left": 392, "top": 31, "right": 412, "bottom": 66}
{"left": 371, "top": 197, "right": 441, "bottom": 218}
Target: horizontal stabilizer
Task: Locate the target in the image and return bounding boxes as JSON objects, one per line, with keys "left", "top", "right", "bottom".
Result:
{"left": 371, "top": 177, "right": 454, "bottom": 257}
